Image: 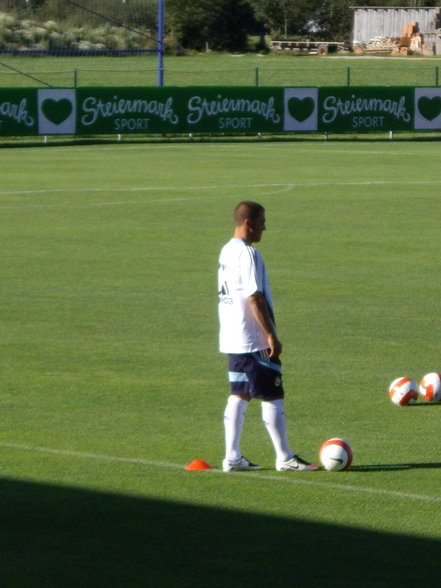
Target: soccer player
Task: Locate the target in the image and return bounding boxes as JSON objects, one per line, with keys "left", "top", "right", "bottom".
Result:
{"left": 218, "top": 201, "right": 318, "bottom": 472}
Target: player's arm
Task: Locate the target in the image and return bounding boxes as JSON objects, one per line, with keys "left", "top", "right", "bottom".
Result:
{"left": 248, "top": 291, "right": 282, "bottom": 359}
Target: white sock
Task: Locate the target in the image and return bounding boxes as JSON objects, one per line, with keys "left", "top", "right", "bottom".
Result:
{"left": 261, "top": 399, "right": 293, "bottom": 462}
{"left": 224, "top": 395, "right": 249, "bottom": 463}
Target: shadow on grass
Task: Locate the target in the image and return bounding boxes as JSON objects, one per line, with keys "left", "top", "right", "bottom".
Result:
{"left": 1, "top": 132, "right": 441, "bottom": 149}
{"left": 0, "top": 477, "right": 440, "bottom": 587}
{"left": 351, "top": 461, "right": 441, "bottom": 472}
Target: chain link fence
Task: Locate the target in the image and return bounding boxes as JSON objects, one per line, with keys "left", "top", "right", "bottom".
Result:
{"left": 1, "top": 59, "right": 440, "bottom": 88}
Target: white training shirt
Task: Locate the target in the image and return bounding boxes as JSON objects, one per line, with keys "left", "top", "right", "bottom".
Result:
{"left": 218, "top": 238, "right": 275, "bottom": 354}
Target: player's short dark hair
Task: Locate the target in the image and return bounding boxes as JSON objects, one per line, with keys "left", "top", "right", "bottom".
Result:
{"left": 234, "top": 201, "right": 265, "bottom": 226}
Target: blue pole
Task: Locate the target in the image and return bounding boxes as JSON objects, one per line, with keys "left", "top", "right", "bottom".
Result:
{"left": 157, "top": 0, "right": 164, "bottom": 86}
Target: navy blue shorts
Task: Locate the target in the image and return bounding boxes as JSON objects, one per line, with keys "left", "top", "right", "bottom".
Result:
{"left": 227, "top": 350, "right": 284, "bottom": 400}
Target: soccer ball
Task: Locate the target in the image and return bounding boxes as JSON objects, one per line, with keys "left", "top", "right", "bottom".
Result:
{"left": 319, "top": 438, "right": 353, "bottom": 471}
{"left": 419, "top": 373, "right": 441, "bottom": 402}
{"left": 388, "top": 377, "right": 418, "bottom": 406}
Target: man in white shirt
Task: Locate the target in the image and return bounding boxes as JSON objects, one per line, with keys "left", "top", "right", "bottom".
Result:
{"left": 218, "top": 201, "right": 318, "bottom": 472}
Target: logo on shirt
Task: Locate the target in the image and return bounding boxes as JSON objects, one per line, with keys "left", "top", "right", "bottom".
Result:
{"left": 218, "top": 283, "right": 233, "bottom": 304}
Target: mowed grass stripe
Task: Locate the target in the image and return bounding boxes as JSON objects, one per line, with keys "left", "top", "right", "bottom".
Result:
{"left": 2, "top": 442, "right": 441, "bottom": 504}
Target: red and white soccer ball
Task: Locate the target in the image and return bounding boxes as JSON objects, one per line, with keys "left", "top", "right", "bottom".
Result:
{"left": 419, "top": 373, "right": 441, "bottom": 403}
{"left": 319, "top": 438, "right": 353, "bottom": 471}
{"left": 388, "top": 377, "right": 418, "bottom": 406}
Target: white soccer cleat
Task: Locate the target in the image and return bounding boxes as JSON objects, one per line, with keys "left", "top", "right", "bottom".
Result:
{"left": 222, "top": 456, "right": 262, "bottom": 472}
{"left": 276, "top": 455, "right": 319, "bottom": 472}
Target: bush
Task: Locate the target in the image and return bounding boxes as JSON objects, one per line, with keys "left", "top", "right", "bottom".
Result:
{"left": 0, "top": 10, "right": 152, "bottom": 52}
{"left": 0, "top": 12, "right": 16, "bottom": 28}
{"left": 43, "top": 19, "right": 60, "bottom": 33}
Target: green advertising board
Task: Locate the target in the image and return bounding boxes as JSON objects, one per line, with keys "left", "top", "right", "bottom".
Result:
{"left": 77, "top": 87, "right": 283, "bottom": 134}
{"left": 0, "top": 88, "right": 39, "bottom": 136}
{"left": 1, "top": 86, "right": 441, "bottom": 136}
{"left": 319, "top": 87, "right": 414, "bottom": 132}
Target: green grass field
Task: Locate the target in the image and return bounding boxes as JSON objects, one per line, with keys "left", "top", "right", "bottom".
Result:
{"left": 1, "top": 53, "right": 441, "bottom": 87}
{"left": 2, "top": 139, "right": 441, "bottom": 586}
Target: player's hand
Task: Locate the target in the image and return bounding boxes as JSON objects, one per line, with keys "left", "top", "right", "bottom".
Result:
{"left": 268, "top": 334, "right": 282, "bottom": 359}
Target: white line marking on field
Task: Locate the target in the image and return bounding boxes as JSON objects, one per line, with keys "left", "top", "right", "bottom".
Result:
{"left": 2, "top": 442, "right": 440, "bottom": 504}
{"left": 2, "top": 178, "right": 441, "bottom": 196}
{"left": 1, "top": 178, "right": 441, "bottom": 210}
{"left": 245, "top": 472, "right": 441, "bottom": 503}
{"left": 1, "top": 442, "right": 184, "bottom": 470}
{"left": 0, "top": 183, "right": 280, "bottom": 197}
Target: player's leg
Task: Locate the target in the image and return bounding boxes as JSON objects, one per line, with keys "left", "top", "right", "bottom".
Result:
{"left": 261, "top": 397, "right": 293, "bottom": 462}
{"left": 223, "top": 395, "right": 261, "bottom": 471}
{"left": 223, "top": 394, "right": 248, "bottom": 463}
{"left": 261, "top": 398, "right": 318, "bottom": 471}
{"left": 222, "top": 354, "right": 261, "bottom": 472}
{"left": 253, "top": 351, "right": 318, "bottom": 472}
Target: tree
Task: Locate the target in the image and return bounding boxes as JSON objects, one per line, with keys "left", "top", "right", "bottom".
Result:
{"left": 166, "top": 0, "right": 257, "bottom": 51}
{"left": 250, "top": 0, "right": 321, "bottom": 38}
{"left": 313, "top": 0, "right": 353, "bottom": 41}
{"left": 207, "top": 0, "right": 256, "bottom": 51}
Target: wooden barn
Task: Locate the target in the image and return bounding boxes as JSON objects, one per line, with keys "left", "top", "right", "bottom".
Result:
{"left": 352, "top": 6, "right": 441, "bottom": 55}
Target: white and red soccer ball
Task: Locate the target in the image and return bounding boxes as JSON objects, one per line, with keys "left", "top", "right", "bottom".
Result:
{"left": 388, "top": 377, "right": 418, "bottom": 406}
{"left": 319, "top": 438, "right": 353, "bottom": 471}
{"left": 419, "top": 373, "right": 441, "bottom": 403}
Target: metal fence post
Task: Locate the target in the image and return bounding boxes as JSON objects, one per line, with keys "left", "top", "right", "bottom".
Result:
{"left": 255, "top": 67, "right": 259, "bottom": 87}
{"left": 157, "top": 0, "right": 164, "bottom": 86}
{"left": 436, "top": 66, "right": 439, "bottom": 87}
{"left": 346, "top": 66, "right": 351, "bottom": 87}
